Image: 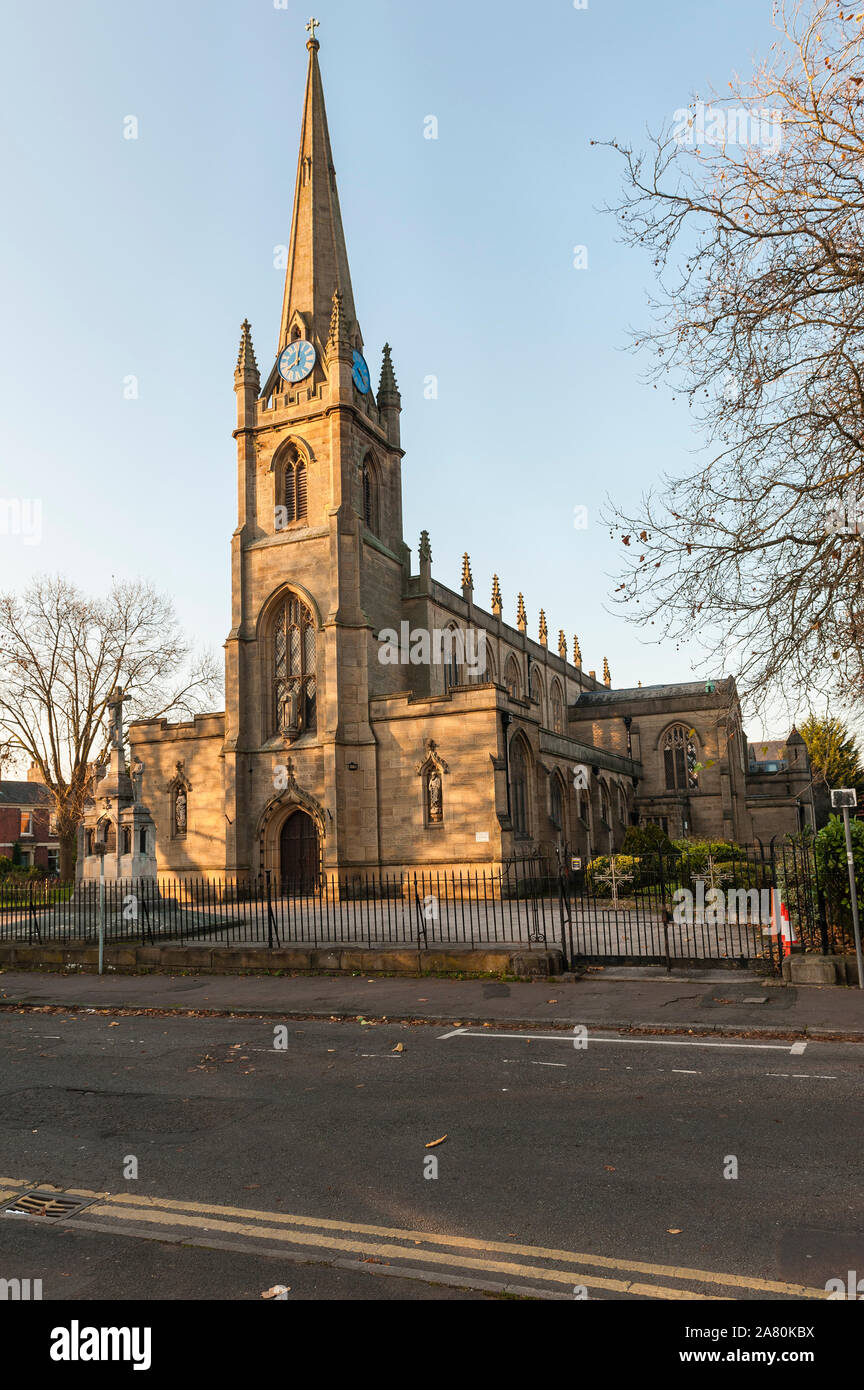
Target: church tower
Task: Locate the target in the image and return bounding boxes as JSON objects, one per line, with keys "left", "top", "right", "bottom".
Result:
{"left": 224, "top": 25, "right": 408, "bottom": 880}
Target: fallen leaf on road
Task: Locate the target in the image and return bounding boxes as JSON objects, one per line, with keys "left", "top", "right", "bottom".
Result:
{"left": 426, "top": 1136, "right": 448, "bottom": 1150}
{"left": 108, "top": 1022, "right": 120, "bottom": 1028}
{"left": 261, "top": 1286, "right": 291, "bottom": 1300}
{"left": 547, "top": 1000, "right": 558, "bottom": 1005}
{"left": 667, "top": 1229, "right": 682, "bottom": 1235}
{"left": 392, "top": 1043, "right": 404, "bottom": 1053}
{"left": 604, "top": 1166, "right": 616, "bottom": 1173}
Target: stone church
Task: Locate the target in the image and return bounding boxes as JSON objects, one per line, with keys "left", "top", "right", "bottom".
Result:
{"left": 129, "top": 33, "right": 811, "bottom": 885}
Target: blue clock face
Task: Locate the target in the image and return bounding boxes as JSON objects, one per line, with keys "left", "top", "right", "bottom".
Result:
{"left": 278, "top": 339, "right": 317, "bottom": 384}
{"left": 352, "top": 350, "right": 371, "bottom": 394}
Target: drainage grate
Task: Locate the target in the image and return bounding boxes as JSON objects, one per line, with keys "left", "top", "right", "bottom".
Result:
{"left": 4, "top": 1191, "right": 92, "bottom": 1220}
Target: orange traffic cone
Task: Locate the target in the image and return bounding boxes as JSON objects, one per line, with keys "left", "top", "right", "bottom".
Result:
{"left": 770, "top": 891, "right": 795, "bottom": 956}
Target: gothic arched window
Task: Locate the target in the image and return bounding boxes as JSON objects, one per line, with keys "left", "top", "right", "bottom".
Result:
{"left": 443, "top": 624, "right": 461, "bottom": 690}
{"left": 530, "top": 669, "right": 544, "bottom": 719}
{"left": 510, "top": 737, "right": 530, "bottom": 837}
{"left": 664, "top": 724, "right": 699, "bottom": 791}
{"left": 599, "top": 783, "right": 611, "bottom": 827}
{"left": 362, "top": 455, "right": 378, "bottom": 534}
{"left": 280, "top": 447, "right": 308, "bottom": 527}
{"left": 550, "top": 681, "right": 564, "bottom": 735}
{"left": 274, "top": 595, "right": 317, "bottom": 737}
{"left": 550, "top": 774, "right": 564, "bottom": 831}
{"left": 617, "top": 783, "right": 627, "bottom": 824}
{"left": 505, "top": 656, "right": 522, "bottom": 701}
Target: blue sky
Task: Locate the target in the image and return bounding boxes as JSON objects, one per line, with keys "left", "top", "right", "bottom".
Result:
{"left": 0, "top": 0, "right": 790, "bottom": 733}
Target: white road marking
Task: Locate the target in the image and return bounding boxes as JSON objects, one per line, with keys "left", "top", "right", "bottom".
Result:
{"left": 671, "top": 1070, "right": 701, "bottom": 1075}
{"left": 442, "top": 1030, "right": 806, "bottom": 1054}
{"left": 768, "top": 1072, "right": 836, "bottom": 1080}
{"left": 790, "top": 1042, "right": 808, "bottom": 1055}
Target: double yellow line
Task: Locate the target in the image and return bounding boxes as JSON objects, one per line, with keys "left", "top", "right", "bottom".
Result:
{"left": 0, "top": 1178, "right": 829, "bottom": 1300}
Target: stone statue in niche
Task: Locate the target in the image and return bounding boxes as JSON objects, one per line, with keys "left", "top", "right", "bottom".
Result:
{"left": 427, "top": 769, "right": 443, "bottom": 824}
{"left": 131, "top": 758, "right": 144, "bottom": 803}
{"left": 283, "top": 684, "right": 301, "bottom": 739}
{"left": 174, "top": 786, "right": 187, "bottom": 836}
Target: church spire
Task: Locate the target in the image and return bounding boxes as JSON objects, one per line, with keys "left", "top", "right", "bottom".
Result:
{"left": 278, "top": 28, "right": 358, "bottom": 358}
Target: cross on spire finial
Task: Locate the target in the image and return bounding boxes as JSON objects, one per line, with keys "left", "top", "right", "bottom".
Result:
{"left": 306, "top": 16, "right": 320, "bottom": 43}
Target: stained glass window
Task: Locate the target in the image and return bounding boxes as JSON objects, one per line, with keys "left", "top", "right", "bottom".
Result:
{"left": 664, "top": 725, "right": 699, "bottom": 791}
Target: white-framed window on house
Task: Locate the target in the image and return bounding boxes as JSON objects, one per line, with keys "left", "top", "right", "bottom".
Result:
{"left": 20, "top": 811, "right": 33, "bottom": 837}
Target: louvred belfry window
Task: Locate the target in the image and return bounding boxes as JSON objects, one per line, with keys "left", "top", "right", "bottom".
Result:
{"left": 283, "top": 451, "right": 308, "bottom": 525}
{"left": 664, "top": 725, "right": 699, "bottom": 791}
{"left": 274, "top": 595, "right": 317, "bottom": 736}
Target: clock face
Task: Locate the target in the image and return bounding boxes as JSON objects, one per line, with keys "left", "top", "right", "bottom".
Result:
{"left": 352, "top": 350, "right": 371, "bottom": 394}
{"left": 278, "top": 339, "right": 317, "bottom": 384}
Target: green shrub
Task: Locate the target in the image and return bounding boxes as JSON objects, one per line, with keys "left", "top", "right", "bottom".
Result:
{"left": 621, "top": 823, "right": 674, "bottom": 856}
{"left": 814, "top": 816, "right": 864, "bottom": 932}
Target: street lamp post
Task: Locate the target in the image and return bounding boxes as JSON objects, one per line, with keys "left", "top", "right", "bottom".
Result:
{"left": 831, "top": 789, "right": 864, "bottom": 991}
{"left": 94, "top": 841, "right": 107, "bottom": 976}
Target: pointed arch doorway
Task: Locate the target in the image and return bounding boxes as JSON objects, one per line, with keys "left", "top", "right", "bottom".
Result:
{"left": 279, "top": 811, "right": 320, "bottom": 891}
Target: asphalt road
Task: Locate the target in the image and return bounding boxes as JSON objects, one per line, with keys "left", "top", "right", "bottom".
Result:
{"left": 0, "top": 1009, "right": 862, "bottom": 1301}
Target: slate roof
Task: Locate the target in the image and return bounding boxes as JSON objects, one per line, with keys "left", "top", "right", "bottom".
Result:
{"left": 576, "top": 679, "right": 734, "bottom": 708}
{"left": 0, "top": 781, "right": 52, "bottom": 807}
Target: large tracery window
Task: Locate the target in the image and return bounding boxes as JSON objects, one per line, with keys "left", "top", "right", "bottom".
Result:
{"left": 274, "top": 595, "right": 317, "bottom": 737}
{"left": 664, "top": 724, "right": 699, "bottom": 791}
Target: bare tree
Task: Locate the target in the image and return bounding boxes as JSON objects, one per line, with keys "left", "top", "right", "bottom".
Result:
{"left": 0, "top": 575, "right": 221, "bottom": 877}
{"left": 600, "top": 0, "right": 864, "bottom": 717}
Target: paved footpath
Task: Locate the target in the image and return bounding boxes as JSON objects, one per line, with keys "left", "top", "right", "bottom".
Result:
{"left": 1, "top": 965, "right": 862, "bottom": 1039}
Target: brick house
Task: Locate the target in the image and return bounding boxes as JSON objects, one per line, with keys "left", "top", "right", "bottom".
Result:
{"left": 0, "top": 766, "right": 59, "bottom": 874}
